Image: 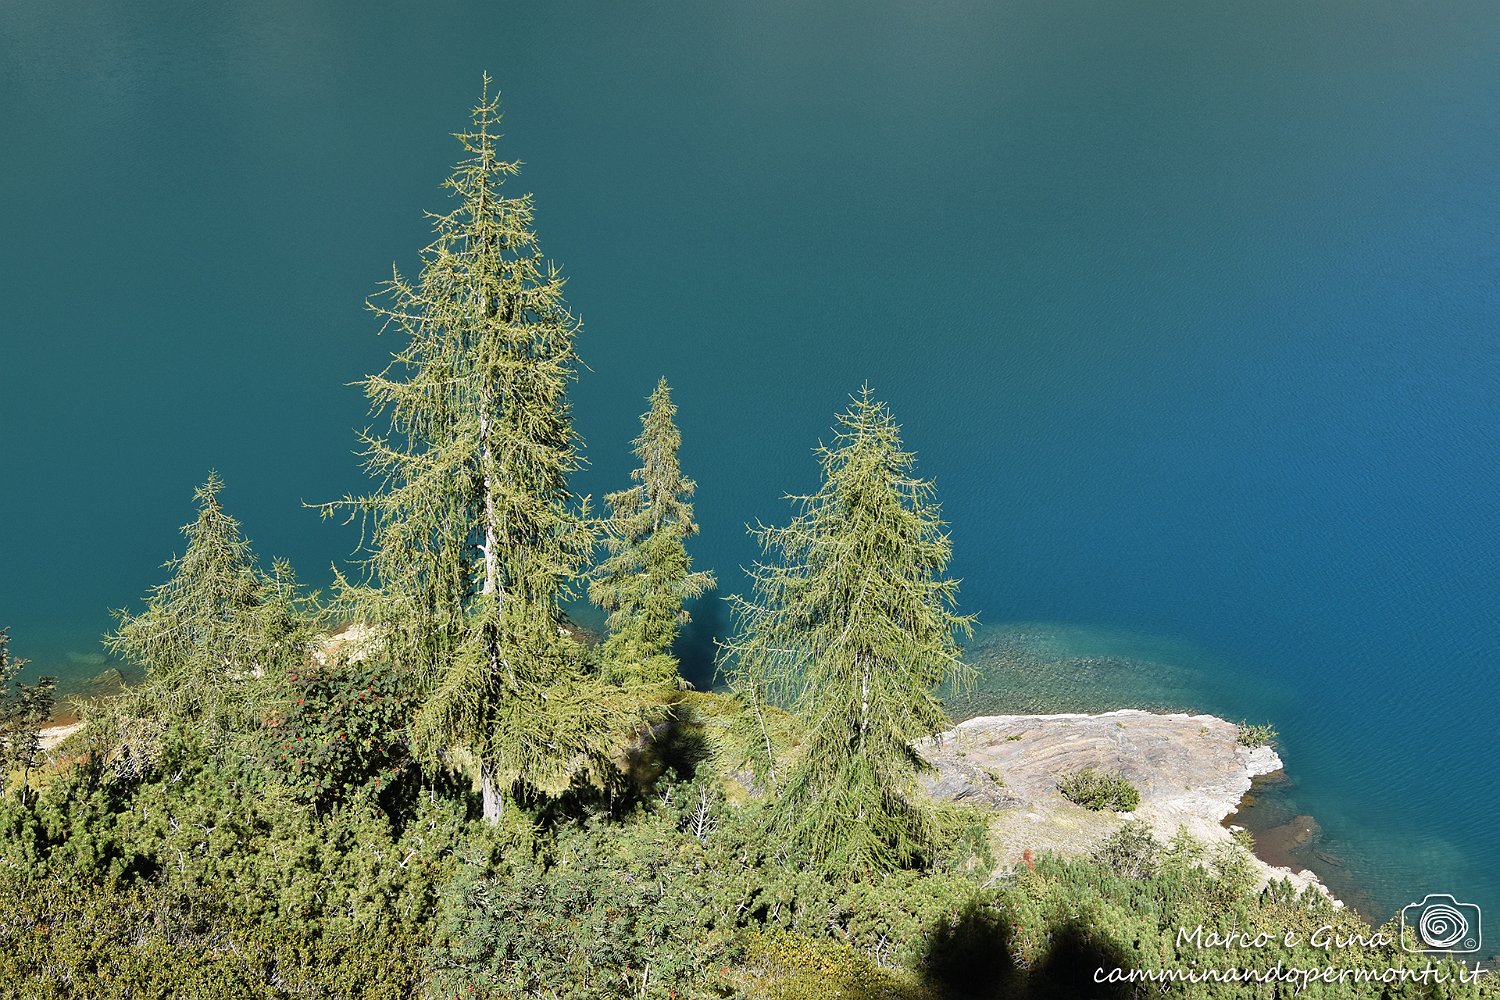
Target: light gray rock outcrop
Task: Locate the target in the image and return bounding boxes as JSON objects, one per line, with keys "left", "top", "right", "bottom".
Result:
{"left": 918, "top": 709, "right": 1337, "bottom": 903}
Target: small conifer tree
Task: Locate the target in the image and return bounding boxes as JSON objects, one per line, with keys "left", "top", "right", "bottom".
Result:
{"left": 723, "top": 388, "right": 974, "bottom": 875}
{"left": 105, "top": 473, "right": 273, "bottom": 745}
{"left": 590, "top": 378, "right": 714, "bottom": 688}
{"left": 0, "top": 629, "right": 55, "bottom": 805}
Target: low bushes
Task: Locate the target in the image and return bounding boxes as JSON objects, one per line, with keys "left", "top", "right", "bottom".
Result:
{"left": 1055, "top": 768, "right": 1139, "bottom": 812}
{"left": 1235, "top": 721, "right": 1279, "bottom": 748}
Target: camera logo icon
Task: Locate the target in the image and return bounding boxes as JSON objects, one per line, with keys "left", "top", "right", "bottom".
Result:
{"left": 1401, "top": 894, "right": 1481, "bottom": 953}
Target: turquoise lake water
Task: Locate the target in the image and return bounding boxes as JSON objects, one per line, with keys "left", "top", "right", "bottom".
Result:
{"left": 2, "top": 3, "right": 1497, "bottom": 929}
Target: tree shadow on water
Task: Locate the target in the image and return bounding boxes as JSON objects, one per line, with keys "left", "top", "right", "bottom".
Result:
{"left": 673, "top": 593, "right": 725, "bottom": 691}
{"left": 921, "top": 905, "right": 1137, "bottom": 1000}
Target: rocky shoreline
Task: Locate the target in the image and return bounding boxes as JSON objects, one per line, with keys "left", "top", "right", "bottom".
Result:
{"left": 919, "top": 709, "right": 1339, "bottom": 904}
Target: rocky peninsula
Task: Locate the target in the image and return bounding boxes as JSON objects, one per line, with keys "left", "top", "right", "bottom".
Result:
{"left": 919, "top": 709, "right": 1338, "bottom": 902}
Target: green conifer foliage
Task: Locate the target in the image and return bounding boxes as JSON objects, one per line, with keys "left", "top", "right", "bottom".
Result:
{"left": 723, "top": 388, "right": 974, "bottom": 876}
{"left": 590, "top": 378, "right": 714, "bottom": 688}
{"left": 104, "top": 473, "right": 272, "bottom": 748}
{"left": 0, "top": 629, "right": 55, "bottom": 805}
{"left": 327, "top": 79, "right": 641, "bottom": 820}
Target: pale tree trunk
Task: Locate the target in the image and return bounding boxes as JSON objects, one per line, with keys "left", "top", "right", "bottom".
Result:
{"left": 478, "top": 405, "right": 512, "bottom": 691}
{"left": 478, "top": 403, "right": 507, "bottom": 826}
{"left": 478, "top": 410, "right": 502, "bottom": 601}
{"left": 480, "top": 762, "right": 503, "bottom": 823}
{"left": 749, "top": 686, "right": 779, "bottom": 794}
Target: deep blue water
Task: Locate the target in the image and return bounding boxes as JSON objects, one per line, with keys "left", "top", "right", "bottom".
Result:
{"left": 2, "top": 2, "right": 1497, "bottom": 927}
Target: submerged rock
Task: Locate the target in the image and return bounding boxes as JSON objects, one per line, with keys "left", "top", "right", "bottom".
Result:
{"left": 1256, "top": 814, "right": 1324, "bottom": 866}
{"left": 85, "top": 667, "right": 128, "bottom": 693}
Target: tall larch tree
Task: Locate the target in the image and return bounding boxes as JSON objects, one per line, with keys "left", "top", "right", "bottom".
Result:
{"left": 590, "top": 378, "right": 714, "bottom": 688}
{"left": 723, "top": 388, "right": 974, "bottom": 876}
{"left": 328, "top": 78, "right": 640, "bottom": 821}
{"left": 105, "top": 472, "right": 270, "bottom": 748}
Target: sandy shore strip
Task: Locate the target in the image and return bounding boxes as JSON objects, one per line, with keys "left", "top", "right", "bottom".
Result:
{"left": 38, "top": 720, "right": 85, "bottom": 752}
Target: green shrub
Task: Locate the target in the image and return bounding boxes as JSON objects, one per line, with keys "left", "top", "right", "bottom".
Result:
{"left": 0, "top": 866, "right": 428, "bottom": 999}
{"left": 425, "top": 775, "right": 994, "bottom": 998}
{"left": 1092, "top": 820, "right": 1159, "bottom": 879}
{"left": 1235, "top": 721, "right": 1278, "bottom": 748}
{"left": 256, "top": 657, "right": 414, "bottom": 812}
{"left": 995, "top": 841, "right": 1497, "bottom": 999}
{"left": 1055, "top": 768, "right": 1139, "bottom": 812}
{"left": 0, "top": 727, "right": 468, "bottom": 998}
{"left": 426, "top": 789, "right": 743, "bottom": 998}
{"left": 734, "top": 929, "right": 937, "bottom": 1000}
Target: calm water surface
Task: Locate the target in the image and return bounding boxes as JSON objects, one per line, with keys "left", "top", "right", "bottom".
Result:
{"left": 2, "top": 1, "right": 1497, "bottom": 926}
